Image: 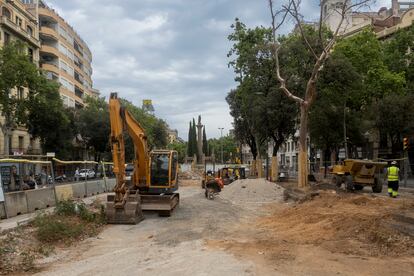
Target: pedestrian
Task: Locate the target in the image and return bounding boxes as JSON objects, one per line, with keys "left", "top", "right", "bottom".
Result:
{"left": 75, "top": 167, "right": 80, "bottom": 182}
{"left": 387, "top": 161, "right": 400, "bottom": 198}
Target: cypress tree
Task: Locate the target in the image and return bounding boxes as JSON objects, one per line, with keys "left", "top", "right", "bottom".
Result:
{"left": 187, "top": 121, "right": 192, "bottom": 157}
{"left": 202, "top": 126, "right": 208, "bottom": 155}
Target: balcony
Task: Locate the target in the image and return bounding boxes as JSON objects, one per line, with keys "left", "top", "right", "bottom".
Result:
{"left": 0, "top": 17, "right": 40, "bottom": 47}
{"left": 40, "top": 45, "right": 59, "bottom": 58}
{"left": 40, "top": 26, "right": 58, "bottom": 41}
{"left": 75, "top": 86, "right": 84, "bottom": 99}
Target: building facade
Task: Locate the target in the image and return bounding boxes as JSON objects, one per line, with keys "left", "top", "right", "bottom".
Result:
{"left": 25, "top": 0, "right": 99, "bottom": 108}
{"left": 0, "top": 0, "right": 41, "bottom": 155}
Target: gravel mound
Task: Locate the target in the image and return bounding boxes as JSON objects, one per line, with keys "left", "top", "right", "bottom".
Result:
{"left": 220, "top": 179, "right": 284, "bottom": 205}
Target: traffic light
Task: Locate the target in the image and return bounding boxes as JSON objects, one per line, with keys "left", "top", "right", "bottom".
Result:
{"left": 403, "top": 137, "right": 409, "bottom": 151}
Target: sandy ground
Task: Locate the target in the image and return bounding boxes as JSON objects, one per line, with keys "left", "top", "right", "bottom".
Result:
{"left": 33, "top": 179, "right": 414, "bottom": 276}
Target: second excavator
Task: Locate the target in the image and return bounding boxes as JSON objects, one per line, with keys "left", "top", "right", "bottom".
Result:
{"left": 106, "top": 92, "right": 179, "bottom": 224}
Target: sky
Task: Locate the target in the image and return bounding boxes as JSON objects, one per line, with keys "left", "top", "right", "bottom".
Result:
{"left": 45, "top": 0, "right": 390, "bottom": 140}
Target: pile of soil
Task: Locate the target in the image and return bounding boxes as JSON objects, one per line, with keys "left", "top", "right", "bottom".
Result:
{"left": 178, "top": 170, "right": 202, "bottom": 187}
{"left": 257, "top": 191, "right": 414, "bottom": 257}
{"left": 220, "top": 179, "right": 284, "bottom": 205}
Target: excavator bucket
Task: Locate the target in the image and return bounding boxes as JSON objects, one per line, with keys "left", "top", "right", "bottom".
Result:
{"left": 106, "top": 192, "right": 144, "bottom": 224}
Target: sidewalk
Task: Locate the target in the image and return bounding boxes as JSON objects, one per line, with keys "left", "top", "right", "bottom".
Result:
{"left": 0, "top": 193, "right": 108, "bottom": 233}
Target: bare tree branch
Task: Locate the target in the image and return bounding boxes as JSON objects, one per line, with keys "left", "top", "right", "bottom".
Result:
{"left": 268, "top": 0, "right": 304, "bottom": 105}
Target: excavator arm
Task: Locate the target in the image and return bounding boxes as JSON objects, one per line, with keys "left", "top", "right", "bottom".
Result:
{"left": 107, "top": 92, "right": 146, "bottom": 223}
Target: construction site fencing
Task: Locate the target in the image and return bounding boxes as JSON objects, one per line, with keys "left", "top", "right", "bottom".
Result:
{"left": 0, "top": 158, "right": 117, "bottom": 219}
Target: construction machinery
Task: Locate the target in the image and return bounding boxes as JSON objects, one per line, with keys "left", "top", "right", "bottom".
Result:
{"left": 106, "top": 93, "right": 179, "bottom": 224}
{"left": 331, "top": 159, "right": 387, "bottom": 193}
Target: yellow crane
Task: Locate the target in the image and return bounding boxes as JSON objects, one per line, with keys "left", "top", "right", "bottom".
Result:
{"left": 106, "top": 93, "right": 179, "bottom": 224}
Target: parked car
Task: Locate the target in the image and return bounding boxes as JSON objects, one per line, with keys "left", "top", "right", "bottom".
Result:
{"left": 125, "top": 163, "right": 134, "bottom": 180}
{"left": 79, "top": 169, "right": 95, "bottom": 179}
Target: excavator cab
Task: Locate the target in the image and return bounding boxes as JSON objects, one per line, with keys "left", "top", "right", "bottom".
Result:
{"left": 149, "top": 150, "right": 179, "bottom": 192}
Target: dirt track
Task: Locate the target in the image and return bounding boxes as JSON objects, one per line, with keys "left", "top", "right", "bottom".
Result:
{"left": 35, "top": 179, "right": 414, "bottom": 276}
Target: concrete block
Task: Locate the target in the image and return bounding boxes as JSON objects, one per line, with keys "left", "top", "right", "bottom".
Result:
{"left": 4, "top": 191, "right": 28, "bottom": 218}
{"left": 0, "top": 202, "right": 6, "bottom": 219}
{"left": 85, "top": 180, "right": 100, "bottom": 196}
{"left": 106, "top": 178, "right": 116, "bottom": 191}
{"left": 71, "top": 182, "right": 86, "bottom": 198}
{"left": 55, "top": 184, "right": 73, "bottom": 201}
{"left": 96, "top": 180, "right": 107, "bottom": 194}
{"left": 26, "top": 187, "right": 56, "bottom": 212}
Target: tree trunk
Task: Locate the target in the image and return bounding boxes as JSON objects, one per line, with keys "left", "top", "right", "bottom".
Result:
{"left": 298, "top": 105, "right": 308, "bottom": 188}
{"left": 3, "top": 128, "right": 11, "bottom": 156}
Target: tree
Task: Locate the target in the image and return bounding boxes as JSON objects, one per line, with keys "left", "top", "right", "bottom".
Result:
{"left": 76, "top": 96, "right": 110, "bottom": 161}
{"left": 226, "top": 19, "right": 297, "bottom": 160}
{"left": 27, "top": 78, "right": 74, "bottom": 158}
{"left": 268, "top": 0, "right": 373, "bottom": 187}
{"left": 208, "top": 135, "right": 238, "bottom": 163}
{"left": 0, "top": 41, "right": 52, "bottom": 155}
{"left": 167, "top": 141, "right": 187, "bottom": 163}
{"left": 187, "top": 121, "right": 193, "bottom": 157}
{"left": 191, "top": 118, "right": 197, "bottom": 158}
{"left": 202, "top": 126, "right": 208, "bottom": 155}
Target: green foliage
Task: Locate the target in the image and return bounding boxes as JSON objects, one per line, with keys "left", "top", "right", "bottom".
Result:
{"left": 187, "top": 121, "right": 193, "bottom": 157}
{"left": 208, "top": 135, "right": 238, "bottom": 163}
{"left": 33, "top": 215, "right": 84, "bottom": 243}
{"left": 0, "top": 41, "right": 68, "bottom": 155}
{"left": 76, "top": 96, "right": 110, "bottom": 161}
{"left": 167, "top": 141, "right": 186, "bottom": 163}
{"left": 226, "top": 19, "right": 297, "bottom": 157}
{"left": 121, "top": 99, "right": 168, "bottom": 161}
{"left": 334, "top": 30, "right": 405, "bottom": 102}
{"left": 202, "top": 126, "right": 208, "bottom": 155}
{"left": 55, "top": 200, "right": 77, "bottom": 216}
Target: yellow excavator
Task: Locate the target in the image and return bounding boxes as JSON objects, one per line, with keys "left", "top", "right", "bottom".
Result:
{"left": 106, "top": 93, "right": 179, "bottom": 224}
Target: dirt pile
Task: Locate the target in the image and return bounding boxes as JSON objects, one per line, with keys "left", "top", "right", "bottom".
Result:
{"left": 178, "top": 170, "right": 202, "bottom": 187}
{"left": 220, "top": 179, "right": 284, "bottom": 205}
{"left": 257, "top": 191, "right": 414, "bottom": 257}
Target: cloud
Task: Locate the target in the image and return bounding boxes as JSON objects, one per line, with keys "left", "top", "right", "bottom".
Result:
{"left": 44, "top": 0, "right": 387, "bottom": 140}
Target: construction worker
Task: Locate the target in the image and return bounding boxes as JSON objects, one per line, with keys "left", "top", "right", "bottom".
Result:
{"left": 387, "top": 161, "right": 400, "bottom": 198}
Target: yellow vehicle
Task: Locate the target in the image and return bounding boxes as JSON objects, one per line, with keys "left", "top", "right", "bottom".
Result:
{"left": 331, "top": 159, "right": 386, "bottom": 193}
{"left": 106, "top": 93, "right": 179, "bottom": 224}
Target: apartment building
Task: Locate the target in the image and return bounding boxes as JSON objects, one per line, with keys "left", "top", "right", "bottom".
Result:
{"left": 0, "top": 0, "right": 41, "bottom": 155}
{"left": 25, "top": 0, "right": 99, "bottom": 108}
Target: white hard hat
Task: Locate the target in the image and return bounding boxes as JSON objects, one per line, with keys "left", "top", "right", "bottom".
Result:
{"left": 391, "top": 161, "right": 397, "bottom": 165}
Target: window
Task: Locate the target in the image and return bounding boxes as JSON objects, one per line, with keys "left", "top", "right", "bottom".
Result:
{"left": 58, "top": 42, "right": 74, "bottom": 61}
{"left": 27, "top": 26, "right": 33, "bottom": 36}
{"left": 4, "top": 32, "right": 10, "bottom": 44}
{"left": 170, "top": 152, "right": 178, "bottom": 181}
{"left": 2, "top": 7, "right": 11, "bottom": 20}
{"left": 15, "top": 16, "right": 22, "bottom": 27}
{"left": 18, "top": 136, "right": 24, "bottom": 151}
{"left": 59, "top": 76, "right": 74, "bottom": 92}
{"left": 18, "top": 87, "right": 24, "bottom": 99}
{"left": 60, "top": 60, "right": 74, "bottom": 76}
{"left": 28, "top": 48, "right": 33, "bottom": 62}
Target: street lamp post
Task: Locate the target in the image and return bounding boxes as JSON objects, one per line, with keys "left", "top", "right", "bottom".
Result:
{"left": 218, "top": 127, "right": 224, "bottom": 164}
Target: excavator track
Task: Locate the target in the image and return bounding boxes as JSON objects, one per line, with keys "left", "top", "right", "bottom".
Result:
{"left": 140, "top": 193, "right": 180, "bottom": 217}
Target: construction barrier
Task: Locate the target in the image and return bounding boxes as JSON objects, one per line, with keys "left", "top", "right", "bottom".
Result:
{"left": 85, "top": 180, "right": 100, "bottom": 197}
{"left": 4, "top": 191, "right": 28, "bottom": 218}
{"left": 55, "top": 184, "right": 73, "bottom": 201}
{"left": 26, "top": 187, "right": 56, "bottom": 212}
{"left": 71, "top": 182, "right": 87, "bottom": 198}
{"left": 0, "top": 202, "right": 6, "bottom": 219}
